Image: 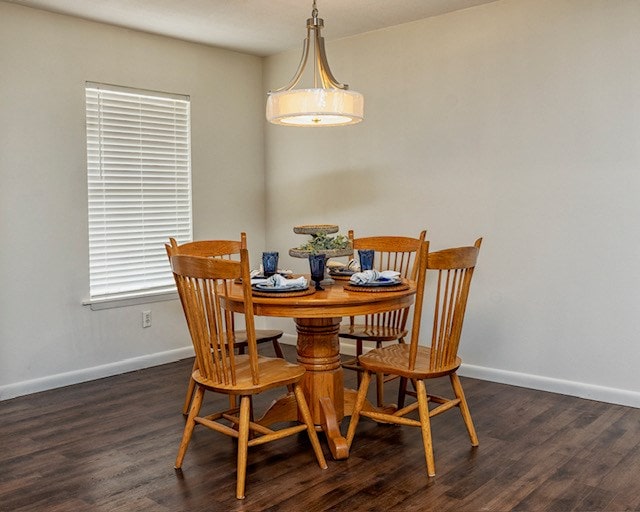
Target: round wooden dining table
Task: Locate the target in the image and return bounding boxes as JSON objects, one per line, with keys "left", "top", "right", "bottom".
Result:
{"left": 224, "top": 277, "right": 417, "bottom": 460}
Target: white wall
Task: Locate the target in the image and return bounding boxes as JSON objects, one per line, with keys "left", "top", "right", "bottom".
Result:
{"left": 264, "top": 0, "right": 640, "bottom": 407}
{"left": 3, "top": 0, "right": 639, "bottom": 408}
{"left": 0, "top": 3, "right": 266, "bottom": 398}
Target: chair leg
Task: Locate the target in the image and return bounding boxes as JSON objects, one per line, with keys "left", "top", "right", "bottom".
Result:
{"left": 293, "top": 384, "right": 328, "bottom": 469}
{"left": 375, "top": 371, "right": 385, "bottom": 407}
{"left": 271, "top": 338, "right": 285, "bottom": 359}
{"left": 236, "top": 395, "right": 251, "bottom": 500}
{"left": 175, "top": 385, "right": 204, "bottom": 469}
{"left": 182, "top": 359, "right": 198, "bottom": 415}
{"left": 375, "top": 340, "right": 385, "bottom": 406}
{"left": 450, "top": 373, "right": 479, "bottom": 446}
{"left": 416, "top": 379, "right": 436, "bottom": 477}
{"left": 397, "top": 377, "right": 408, "bottom": 409}
{"left": 355, "top": 340, "right": 363, "bottom": 387}
{"left": 346, "top": 371, "right": 371, "bottom": 448}
{"left": 398, "top": 377, "right": 419, "bottom": 409}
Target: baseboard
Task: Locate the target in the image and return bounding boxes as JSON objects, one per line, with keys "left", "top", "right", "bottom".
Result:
{"left": 279, "top": 333, "right": 297, "bottom": 347}
{"left": 459, "top": 364, "right": 640, "bottom": 409}
{"left": 0, "top": 345, "right": 195, "bottom": 401}
{"left": 5, "top": 339, "right": 638, "bottom": 410}
{"left": 287, "top": 336, "right": 640, "bottom": 409}
{"left": 0, "top": 337, "right": 359, "bottom": 401}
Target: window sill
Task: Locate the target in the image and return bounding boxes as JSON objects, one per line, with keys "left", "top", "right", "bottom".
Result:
{"left": 83, "top": 291, "right": 179, "bottom": 310}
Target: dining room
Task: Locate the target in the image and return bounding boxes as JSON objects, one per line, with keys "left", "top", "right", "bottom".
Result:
{"left": 1, "top": 0, "right": 640, "bottom": 510}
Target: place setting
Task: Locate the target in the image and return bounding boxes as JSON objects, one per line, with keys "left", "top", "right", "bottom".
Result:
{"left": 251, "top": 251, "right": 315, "bottom": 297}
{"left": 327, "top": 259, "right": 358, "bottom": 280}
{"left": 343, "top": 249, "right": 409, "bottom": 292}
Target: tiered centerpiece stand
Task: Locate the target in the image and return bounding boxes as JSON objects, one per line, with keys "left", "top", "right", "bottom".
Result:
{"left": 288, "top": 224, "right": 353, "bottom": 263}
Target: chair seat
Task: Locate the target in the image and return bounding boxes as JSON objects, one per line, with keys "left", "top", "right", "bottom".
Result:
{"left": 359, "top": 343, "right": 461, "bottom": 380}
{"left": 194, "top": 355, "right": 305, "bottom": 394}
{"left": 339, "top": 324, "right": 407, "bottom": 342}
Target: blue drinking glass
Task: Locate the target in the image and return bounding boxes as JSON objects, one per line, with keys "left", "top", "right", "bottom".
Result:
{"left": 358, "top": 249, "right": 375, "bottom": 271}
{"left": 308, "top": 254, "right": 327, "bottom": 291}
{"left": 262, "top": 251, "right": 279, "bottom": 277}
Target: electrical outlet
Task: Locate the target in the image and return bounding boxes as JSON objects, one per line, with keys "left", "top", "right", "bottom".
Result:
{"left": 142, "top": 310, "right": 152, "bottom": 328}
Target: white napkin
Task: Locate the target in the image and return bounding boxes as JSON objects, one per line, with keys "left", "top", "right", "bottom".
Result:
{"left": 349, "top": 269, "right": 400, "bottom": 285}
{"left": 252, "top": 274, "right": 308, "bottom": 289}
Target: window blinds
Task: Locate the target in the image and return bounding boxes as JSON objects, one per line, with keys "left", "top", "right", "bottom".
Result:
{"left": 86, "top": 83, "right": 192, "bottom": 301}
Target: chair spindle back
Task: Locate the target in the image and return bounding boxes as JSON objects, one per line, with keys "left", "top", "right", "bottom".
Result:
{"left": 349, "top": 230, "right": 427, "bottom": 332}
{"left": 166, "top": 234, "right": 250, "bottom": 351}
{"left": 408, "top": 238, "right": 482, "bottom": 372}
{"left": 168, "top": 242, "right": 260, "bottom": 387}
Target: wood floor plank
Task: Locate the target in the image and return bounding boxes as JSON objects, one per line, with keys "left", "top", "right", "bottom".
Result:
{"left": 1, "top": 346, "right": 639, "bottom": 511}
{"left": 574, "top": 486, "right": 617, "bottom": 512}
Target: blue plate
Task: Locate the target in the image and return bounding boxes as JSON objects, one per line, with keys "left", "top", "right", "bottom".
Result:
{"left": 251, "top": 272, "right": 291, "bottom": 279}
{"left": 349, "top": 278, "right": 402, "bottom": 288}
{"left": 329, "top": 269, "right": 356, "bottom": 276}
{"left": 252, "top": 283, "right": 308, "bottom": 293}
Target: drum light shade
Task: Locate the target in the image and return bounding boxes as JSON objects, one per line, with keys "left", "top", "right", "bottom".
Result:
{"left": 266, "top": 88, "right": 364, "bottom": 126}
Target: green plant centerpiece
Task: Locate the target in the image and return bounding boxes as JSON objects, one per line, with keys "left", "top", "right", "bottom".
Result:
{"left": 289, "top": 224, "right": 352, "bottom": 259}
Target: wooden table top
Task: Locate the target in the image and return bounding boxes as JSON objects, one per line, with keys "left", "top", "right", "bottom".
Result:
{"left": 224, "top": 277, "right": 417, "bottom": 319}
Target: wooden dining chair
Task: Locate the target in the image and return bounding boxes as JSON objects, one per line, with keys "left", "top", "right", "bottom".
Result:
{"left": 340, "top": 229, "right": 426, "bottom": 406}
{"left": 169, "top": 247, "right": 327, "bottom": 499}
{"left": 346, "top": 238, "right": 482, "bottom": 477}
{"left": 166, "top": 236, "right": 285, "bottom": 415}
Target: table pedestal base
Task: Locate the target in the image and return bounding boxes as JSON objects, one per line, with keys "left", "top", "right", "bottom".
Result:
{"left": 256, "top": 317, "right": 383, "bottom": 460}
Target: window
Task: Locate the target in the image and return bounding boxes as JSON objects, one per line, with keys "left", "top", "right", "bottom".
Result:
{"left": 85, "top": 82, "right": 192, "bottom": 305}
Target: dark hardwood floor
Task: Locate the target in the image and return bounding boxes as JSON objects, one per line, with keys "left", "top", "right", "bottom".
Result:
{"left": 2, "top": 344, "right": 639, "bottom": 512}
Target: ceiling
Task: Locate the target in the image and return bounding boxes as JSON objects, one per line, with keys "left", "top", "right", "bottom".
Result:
{"left": 7, "top": 0, "right": 498, "bottom": 56}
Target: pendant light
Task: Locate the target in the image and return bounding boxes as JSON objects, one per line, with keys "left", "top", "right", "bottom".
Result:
{"left": 266, "top": 0, "right": 364, "bottom": 127}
